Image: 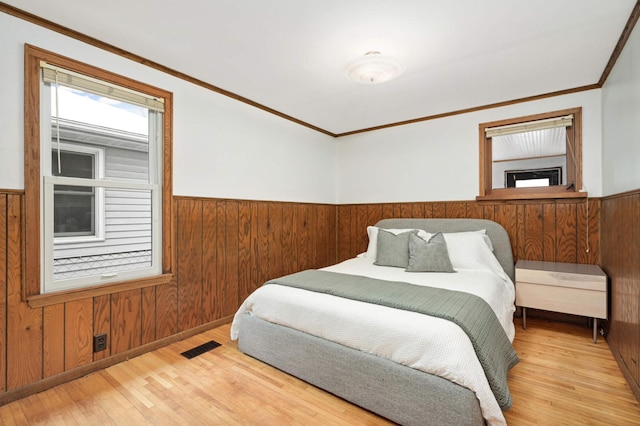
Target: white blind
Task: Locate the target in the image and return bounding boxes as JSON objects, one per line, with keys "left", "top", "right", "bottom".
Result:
{"left": 40, "top": 61, "right": 165, "bottom": 112}
{"left": 485, "top": 115, "right": 573, "bottom": 138}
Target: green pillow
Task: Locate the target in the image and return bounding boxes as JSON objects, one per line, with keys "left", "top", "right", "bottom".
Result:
{"left": 406, "top": 232, "right": 455, "bottom": 273}
{"left": 374, "top": 229, "right": 416, "bottom": 268}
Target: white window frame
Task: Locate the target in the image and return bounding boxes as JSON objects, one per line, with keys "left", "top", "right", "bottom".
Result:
{"left": 50, "top": 142, "right": 106, "bottom": 244}
{"left": 40, "top": 74, "right": 163, "bottom": 294}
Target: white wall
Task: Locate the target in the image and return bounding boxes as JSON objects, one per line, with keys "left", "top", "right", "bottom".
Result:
{"left": 0, "top": 12, "right": 337, "bottom": 204}
{"left": 602, "top": 19, "right": 640, "bottom": 196}
{"left": 2, "top": 11, "right": 612, "bottom": 206}
{"left": 336, "top": 90, "right": 602, "bottom": 203}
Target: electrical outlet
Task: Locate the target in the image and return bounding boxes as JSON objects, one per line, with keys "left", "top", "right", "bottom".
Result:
{"left": 93, "top": 333, "right": 107, "bottom": 352}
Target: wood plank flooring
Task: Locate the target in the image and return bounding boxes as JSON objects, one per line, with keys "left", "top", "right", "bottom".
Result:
{"left": 0, "top": 318, "right": 639, "bottom": 425}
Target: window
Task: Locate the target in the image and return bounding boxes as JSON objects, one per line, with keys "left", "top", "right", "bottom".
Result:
{"left": 24, "top": 45, "right": 173, "bottom": 302}
{"left": 478, "top": 107, "right": 585, "bottom": 200}
{"left": 52, "top": 143, "right": 104, "bottom": 239}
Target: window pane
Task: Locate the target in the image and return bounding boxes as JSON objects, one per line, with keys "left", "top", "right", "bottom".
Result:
{"left": 492, "top": 127, "right": 566, "bottom": 162}
{"left": 53, "top": 188, "right": 153, "bottom": 281}
{"left": 52, "top": 149, "right": 95, "bottom": 192}
{"left": 51, "top": 85, "right": 151, "bottom": 184}
{"left": 515, "top": 178, "right": 550, "bottom": 188}
{"left": 52, "top": 85, "right": 149, "bottom": 135}
{"left": 54, "top": 187, "right": 95, "bottom": 236}
{"left": 491, "top": 127, "right": 567, "bottom": 190}
{"left": 52, "top": 150, "right": 94, "bottom": 178}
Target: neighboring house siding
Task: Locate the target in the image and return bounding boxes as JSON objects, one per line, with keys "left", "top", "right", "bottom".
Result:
{"left": 107, "top": 148, "right": 150, "bottom": 181}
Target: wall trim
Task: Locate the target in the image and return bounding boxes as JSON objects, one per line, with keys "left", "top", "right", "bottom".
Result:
{"left": 598, "top": 1, "right": 640, "bottom": 86}
{"left": 335, "top": 85, "right": 599, "bottom": 137}
{"left": 336, "top": 197, "right": 599, "bottom": 206}
{"left": 601, "top": 188, "right": 640, "bottom": 200}
{"left": 0, "top": 188, "right": 24, "bottom": 195}
{"left": 173, "top": 195, "right": 336, "bottom": 206}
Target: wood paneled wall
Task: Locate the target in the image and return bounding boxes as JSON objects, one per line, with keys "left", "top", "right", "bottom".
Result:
{"left": 173, "top": 197, "right": 337, "bottom": 325}
{"left": 601, "top": 190, "right": 640, "bottom": 401}
{"left": 0, "top": 190, "right": 606, "bottom": 405}
{"left": 336, "top": 198, "right": 600, "bottom": 265}
{"left": 0, "top": 192, "right": 336, "bottom": 404}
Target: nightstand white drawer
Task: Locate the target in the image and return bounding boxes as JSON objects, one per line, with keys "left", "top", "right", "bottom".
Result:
{"left": 515, "top": 282, "right": 607, "bottom": 319}
{"left": 517, "top": 268, "right": 606, "bottom": 292}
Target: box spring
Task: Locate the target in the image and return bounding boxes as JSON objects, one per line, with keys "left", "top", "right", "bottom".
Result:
{"left": 238, "top": 314, "right": 484, "bottom": 426}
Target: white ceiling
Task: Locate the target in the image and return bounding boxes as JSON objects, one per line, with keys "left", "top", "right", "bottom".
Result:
{"left": 5, "top": 0, "right": 637, "bottom": 135}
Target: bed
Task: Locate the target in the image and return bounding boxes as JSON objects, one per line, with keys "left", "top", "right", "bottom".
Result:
{"left": 231, "top": 218, "right": 518, "bottom": 426}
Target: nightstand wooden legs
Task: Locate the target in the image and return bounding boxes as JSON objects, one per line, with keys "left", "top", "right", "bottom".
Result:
{"left": 522, "top": 307, "right": 527, "bottom": 330}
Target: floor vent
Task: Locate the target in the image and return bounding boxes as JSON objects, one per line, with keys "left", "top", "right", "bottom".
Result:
{"left": 180, "top": 340, "right": 221, "bottom": 359}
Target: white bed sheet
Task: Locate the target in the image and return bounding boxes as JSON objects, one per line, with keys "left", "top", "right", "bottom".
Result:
{"left": 231, "top": 257, "right": 516, "bottom": 426}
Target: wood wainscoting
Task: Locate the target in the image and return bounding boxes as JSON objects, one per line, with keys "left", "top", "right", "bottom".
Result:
{"left": 601, "top": 189, "right": 640, "bottom": 402}
{"left": 0, "top": 192, "right": 336, "bottom": 405}
{"left": 0, "top": 191, "right": 602, "bottom": 405}
{"left": 172, "top": 197, "right": 337, "bottom": 327}
{"left": 336, "top": 198, "right": 600, "bottom": 265}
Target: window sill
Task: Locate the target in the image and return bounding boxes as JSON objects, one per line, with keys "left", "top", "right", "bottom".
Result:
{"left": 27, "top": 273, "right": 174, "bottom": 308}
{"left": 476, "top": 190, "right": 588, "bottom": 202}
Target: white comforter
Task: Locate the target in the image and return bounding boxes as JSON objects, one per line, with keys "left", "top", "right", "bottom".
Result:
{"left": 231, "top": 256, "right": 516, "bottom": 426}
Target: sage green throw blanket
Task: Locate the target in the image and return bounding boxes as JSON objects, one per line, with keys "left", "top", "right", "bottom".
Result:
{"left": 265, "top": 269, "right": 519, "bottom": 410}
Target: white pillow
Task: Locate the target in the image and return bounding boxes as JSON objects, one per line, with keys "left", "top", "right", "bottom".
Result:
{"left": 445, "top": 229, "right": 494, "bottom": 252}
{"left": 360, "top": 226, "right": 432, "bottom": 259}
{"left": 442, "top": 231, "right": 507, "bottom": 279}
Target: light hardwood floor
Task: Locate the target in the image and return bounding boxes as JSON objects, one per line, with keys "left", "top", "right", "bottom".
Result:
{"left": 1, "top": 318, "right": 639, "bottom": 425}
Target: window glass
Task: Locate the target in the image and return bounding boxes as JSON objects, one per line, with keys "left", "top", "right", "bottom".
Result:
{"left": 506, "top": 167, "right": 561, "bottom": 188}
{"left": 492, "top": 127, "right": 567, "bottom": 189}
{"left": 52, "top": 150, "right": 95, "bottom": 236}
{"left": 52, "top": 188, "right": 154, "bottom": 282}
{"left": 53, "top": 150, "right": 94, "bottom": 179}
{"left": 53, "top": 185, "right": 95, "bottom": 236}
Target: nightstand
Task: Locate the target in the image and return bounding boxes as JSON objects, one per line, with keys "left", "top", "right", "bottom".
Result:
{"left": 515, "top": 260, "right": 607, "bottom": 343}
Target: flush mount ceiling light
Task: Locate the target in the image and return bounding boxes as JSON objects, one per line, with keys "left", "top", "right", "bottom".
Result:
{"left": 345, "top": 51, "right": 403, "bottom": 85}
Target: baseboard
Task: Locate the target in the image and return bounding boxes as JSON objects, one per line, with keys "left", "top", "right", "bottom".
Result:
{"left": 0, "top": 315, "right": 233, "bottom": 406}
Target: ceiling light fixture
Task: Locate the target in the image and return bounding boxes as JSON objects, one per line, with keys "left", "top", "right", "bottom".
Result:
{"left": 345, "top": 51, "right": 403, "bottom": 85}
